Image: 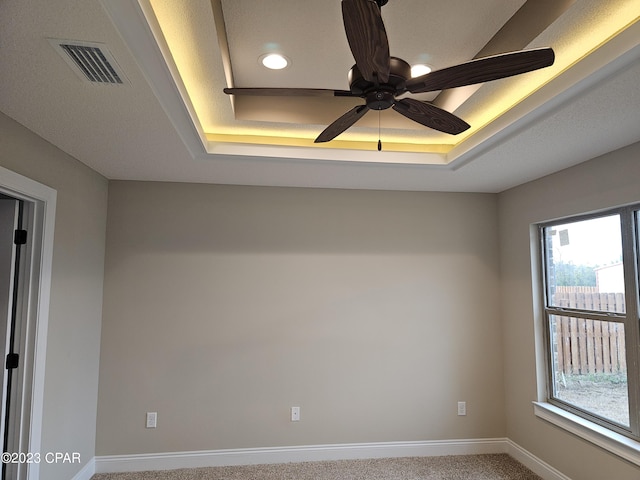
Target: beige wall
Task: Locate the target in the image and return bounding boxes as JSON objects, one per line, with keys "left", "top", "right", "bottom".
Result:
{"left": 0, "top": 112, "right": 108, "bottom": 479}
{"left": 97, "top": 181, "right": 503, "bottom": 455}
{"left": 498, "top": 140, "right": 640, "bottom": 480}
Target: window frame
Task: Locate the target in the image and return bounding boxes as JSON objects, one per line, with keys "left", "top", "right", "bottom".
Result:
{"left": 537, "top": 204, "right": 640, "bottom": 443}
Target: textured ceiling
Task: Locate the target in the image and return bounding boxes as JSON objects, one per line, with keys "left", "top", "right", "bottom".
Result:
{"left": 0, "top": 0, "right": 639, "bottom": 192}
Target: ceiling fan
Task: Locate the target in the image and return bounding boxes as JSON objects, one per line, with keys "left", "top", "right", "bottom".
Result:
{"left": 223, "top": 0, "right": 555, "bottom": 144}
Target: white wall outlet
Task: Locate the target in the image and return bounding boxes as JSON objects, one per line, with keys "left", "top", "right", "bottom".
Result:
{"left": 146, "top": 411, "right": 157, "bottom": 428}
{"left": 291, "top": 406, "right": 300, "bottom": 422}
{"left": 457, "top": 401, "right": 466, "bottom": 416}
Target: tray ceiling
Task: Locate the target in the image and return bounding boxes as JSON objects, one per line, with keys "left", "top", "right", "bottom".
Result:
{"left": 1, "top": 0, "right": 639, "bottom": 192}
{"left": 131, "top": 0, "right": 638, "bottom": 162}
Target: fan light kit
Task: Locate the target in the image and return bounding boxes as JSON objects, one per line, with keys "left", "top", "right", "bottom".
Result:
{"left": 260, "top": 53, "right": 289, "bottom": 70}
{"left": 226, "top": 0, "right": 555, "bottom": 145}
{"left": 410, "top": 64, "right": 432, "bottom": 78}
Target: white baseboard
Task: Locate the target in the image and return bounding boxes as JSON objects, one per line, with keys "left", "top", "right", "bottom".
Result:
{"left": 95, "top": 438, "right": 506, "bottom": 473}
{"left": 70, "top": 458, "right": 96, "bottom": 480}
{"left": 94, "top": 438, "right": 570, "bottom": 480}
{"left": 507, "top": 440, "right": 572, "bottom": 480}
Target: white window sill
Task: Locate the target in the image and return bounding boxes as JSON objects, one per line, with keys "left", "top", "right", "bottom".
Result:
{"left": 533, "top": 402, "right": 640, "bottom": 467}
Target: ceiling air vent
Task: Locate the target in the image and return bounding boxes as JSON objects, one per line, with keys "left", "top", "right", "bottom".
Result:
{"left": 48, "top": 39, "right": 127, "bottom": 85}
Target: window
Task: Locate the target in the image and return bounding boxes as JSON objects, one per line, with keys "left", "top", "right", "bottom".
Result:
{"left": 539, "top": 206, "right": 640, "bottom": 443}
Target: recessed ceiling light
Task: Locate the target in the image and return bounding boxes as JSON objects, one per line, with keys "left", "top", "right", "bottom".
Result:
{"left": 260, "top": 53, "right": 289, "bottom": 70}
{"left": 410, "top": 63, "right": 432, "bottom": 78}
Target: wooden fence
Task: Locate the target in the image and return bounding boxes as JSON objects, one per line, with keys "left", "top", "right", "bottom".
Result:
{"left": 552, "top": 286, "right": 626, "bottom": 375}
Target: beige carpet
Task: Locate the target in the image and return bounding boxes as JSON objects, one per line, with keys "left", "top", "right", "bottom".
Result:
{"left": 91, "top": 454, "right": 543, "bottom": 479}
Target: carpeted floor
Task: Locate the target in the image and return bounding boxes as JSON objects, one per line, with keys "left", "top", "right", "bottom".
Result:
{"left": 91, "top": 454, "right": 543, "bottom": 479}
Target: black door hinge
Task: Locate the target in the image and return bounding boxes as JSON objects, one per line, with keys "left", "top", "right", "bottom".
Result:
{"left": 14, "top": 229, "right": 27, "bottom": 245}
{"left": 5, "top": 353, "right": 19, "bottom": 370}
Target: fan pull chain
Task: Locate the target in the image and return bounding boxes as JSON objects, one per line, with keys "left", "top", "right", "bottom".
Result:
{"left": 377, "top": 111, "right": 382, "bottom": 151}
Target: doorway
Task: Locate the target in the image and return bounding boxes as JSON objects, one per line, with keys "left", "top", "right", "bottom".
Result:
{"left": 0, "top": 194, "right": 25, "bottom": 480}
{"left": 0, "top": 167, "right": 56, "bottom": 480}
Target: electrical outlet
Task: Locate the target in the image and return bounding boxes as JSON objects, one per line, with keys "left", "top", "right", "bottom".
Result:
{"left": 291, "top": 406, "right": 300, "bottom": 422}
{"left": 146, "top": 411, "right": 157, "bottom": 428}
{"left": 457, "top": 401, "right": 466, "bottom": 416}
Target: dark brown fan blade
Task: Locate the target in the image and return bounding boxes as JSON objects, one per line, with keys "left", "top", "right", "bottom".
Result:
{"left": 392, "top": 98, "right": 470, "bottom": 135}
{"left": 314, "top": 105, "right": 369, "bottom": 143}
{"left": 224, "top": 88, "right": 355, "bottom": 97}
{"left": 342, "top": 0, "right": 390, "bottom": 83}
{"left": 406, "top": 47, "right": 555, "bottom": 93}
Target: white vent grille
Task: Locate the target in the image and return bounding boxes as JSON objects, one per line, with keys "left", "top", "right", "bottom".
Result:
{"left": 48, "top": 39, "right": 127, "bottom": 85}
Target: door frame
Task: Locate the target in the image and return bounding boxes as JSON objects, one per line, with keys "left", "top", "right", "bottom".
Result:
{"left": 0, "top": 166, "right": 56, "bottom": 480}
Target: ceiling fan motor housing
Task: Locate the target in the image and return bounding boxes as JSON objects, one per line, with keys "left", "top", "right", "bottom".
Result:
{"left": 348, "top": 56, "right": 411, "bottom": 109}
